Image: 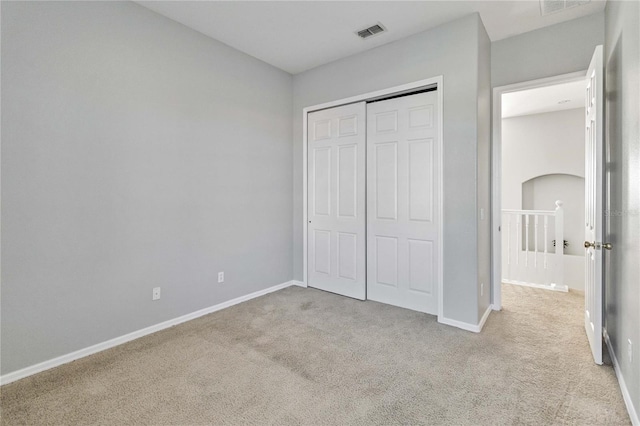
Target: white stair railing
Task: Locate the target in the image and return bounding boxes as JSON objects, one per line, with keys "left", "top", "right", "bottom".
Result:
{"left": 502, "top": 200, "right": 568, "bottom": 292}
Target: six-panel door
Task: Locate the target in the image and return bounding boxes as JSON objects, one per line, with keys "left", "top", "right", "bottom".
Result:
{"left": 366, "top": 91, "right": 440, "bottom": 314}
{"left": 584, "top": 46, "right": 603, "bottom": 365}
{"left": 307, "top": 102, "right": 367, "bottom": 300}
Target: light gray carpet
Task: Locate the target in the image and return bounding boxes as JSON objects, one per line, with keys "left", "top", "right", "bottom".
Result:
{"left": 0, "top": 284, "right": 630, "bottom": 425}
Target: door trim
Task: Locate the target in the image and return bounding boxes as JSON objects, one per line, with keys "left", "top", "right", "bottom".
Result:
{"left": 302, "top": 76, "right": 444, "bottom": 320}
{"left": 491, "top": 71, "right": 586, "bottom": 311}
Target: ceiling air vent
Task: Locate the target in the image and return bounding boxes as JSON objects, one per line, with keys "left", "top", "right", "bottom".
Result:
{"left": 540, "top": 0, "right": 590, "bottom": 16}
{"left": 356, "top": 23, "right": 386, "bottom": 39}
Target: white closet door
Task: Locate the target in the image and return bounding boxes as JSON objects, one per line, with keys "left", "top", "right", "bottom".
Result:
{"left": 307, "top": 102, "right": 366, "bottom": 300}
{"left": 367, "top": 91, "right": 440, "bottom": 314}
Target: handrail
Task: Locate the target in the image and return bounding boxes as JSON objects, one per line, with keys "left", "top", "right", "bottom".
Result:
{"left": 502, "top": 209, "right": 555, "bottom": 215}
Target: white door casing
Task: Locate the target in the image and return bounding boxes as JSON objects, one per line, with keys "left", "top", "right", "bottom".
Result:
{"left": 307, "top": 102, "right": 366, "bottom": 300}
{"left": 366, "top": 91, "right": 440, "bottom": 314}
{"left": 584, "top": 45, "right": 604, "bottom": 365}
{"left": 491, "top": 71, "right": 588, "bottom": 312}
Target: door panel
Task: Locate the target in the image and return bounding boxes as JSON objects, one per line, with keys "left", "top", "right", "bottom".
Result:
{"left": 584, "top": 46, "right": 604, "bottom": 365}
{"left": 337, "top": 232, "right": 357, "bottom": 280}
{"left": 408, "top": 239, "right": 434, "bottom": 294}
{"left": 375, "top": 236, "right": 398, "bottom": 287}
{"left": 375, "top": 142, "right": 398, "bottom": 220}
{"left": 367, "top": 91, "right": 440, "bottom": 314}
{"left": 337, "top": 145, "right": 357, "bottom": 218}
{"left": 312, "top": 147, "right": 331, "bottom": 216}
{"left": 408, "top": 139, "right": 434, "bottom": 221}
{"left": 308, "top": 102, "right": 366, "bottom": 300}
{"left": 313, "top": 230, "right": 331, "bottom": 275}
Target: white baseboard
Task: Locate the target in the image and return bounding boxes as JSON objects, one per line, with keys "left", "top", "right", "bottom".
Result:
{"left": 478, "top": 304, "right": 493, "bottom": 332}
{"left": 503, "top": 280, "right": 569, "bottom": 293}
{"left": 0, "top": 280, "right": 297, "bottom": 386}
{"left": 604, "top": 329, "right": 640, "bottom": 426}
{"left": 292, "top": 280, "right": 306, "bottom": 287}
{"left": 438, "top": 305, "right": 493, "bottom": 333}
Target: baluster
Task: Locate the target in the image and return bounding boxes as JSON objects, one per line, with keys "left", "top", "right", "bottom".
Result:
{"left": 525, "top": 215, "right": 530, "bottom": 267}
{"left": 516, "top": 214, "right": 521, "bottom": 267}
{"left": 544, "top": 215, "right": 548, "bottom": 269}
{"left": 507, "top": 215, "right": 511, "bottom": 268}
{"left": 534, "top": 215, "right": 539, "bottom": 268}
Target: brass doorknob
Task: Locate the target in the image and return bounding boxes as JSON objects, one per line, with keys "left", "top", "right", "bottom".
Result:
{"left": 584, "top": 241, "right": 596, "bottom": 248}
{"left": 602, "top": 242, "right": 613, "bottom": 250}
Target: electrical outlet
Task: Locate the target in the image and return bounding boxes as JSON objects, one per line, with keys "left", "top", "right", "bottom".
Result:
{"left": 218, "top": 272, "right": 224, "bottom": 283}
{"left": 481, "top": 282, "right": 484, "bottom": 297}
{"left": 152, "top": 287, "right": 161, "bottom": 301}
{"left": 628, "top": 339, "right": 633, "bottom": 363}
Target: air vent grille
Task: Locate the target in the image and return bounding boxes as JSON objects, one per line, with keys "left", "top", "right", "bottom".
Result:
{"left": 356, "top": 23, "right": 386, "bottom": 39}
{"left": 540, "top": 0, "right": 590, "bottom": 16}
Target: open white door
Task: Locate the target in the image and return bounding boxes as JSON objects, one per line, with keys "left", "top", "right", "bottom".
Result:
{"left": 307, "top": 102, "right": 366, "bottom": 300}
{"left": 584, "top": 45, "right": 604, "bottom": 365}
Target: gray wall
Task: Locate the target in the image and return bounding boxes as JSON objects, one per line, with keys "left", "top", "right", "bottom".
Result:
{"left": 477, "top": 18, "right": 492, "bottom": 320}
{"left": 1, "top": 1, "right": 293, "bottom": 375}
{"left": 293, "top": 14, "right": 485, "bottom": 325}
{"left": 604, "top": 0, "right": 640, "bottom": 417}
{"left": 492, "top": 12, "right": 605, "bottom": 88}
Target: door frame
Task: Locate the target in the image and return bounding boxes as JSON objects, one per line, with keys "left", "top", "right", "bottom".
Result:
{"left": 302, "top": 76, "right": 444, "bottom": 320}
{"left": 491, "top": 71, "right": 586, "bottom": 311}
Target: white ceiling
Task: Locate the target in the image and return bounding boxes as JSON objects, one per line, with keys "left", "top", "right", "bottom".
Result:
{"left": 502, "top": 79, "right": 586, "bottom": 118}
{"left": 136, "top": 1, "right": 606, "bottom": 74}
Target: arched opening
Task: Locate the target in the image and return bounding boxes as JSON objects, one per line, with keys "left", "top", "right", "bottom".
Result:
{"left": 522, "top": 173, "right": 585, "bottom": 256}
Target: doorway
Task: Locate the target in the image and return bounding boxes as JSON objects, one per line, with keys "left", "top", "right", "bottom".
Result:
{"left": 500, "top": 79, "right": 586, "bottom": 293}
{"left": 492, "top": 46, "right": 605, "bottom": 365}
{"left": 303, "top": 78, "right": 443, "bottom": 317}
{"left": 491, "top": 71, "right": 587, "bottom": 310}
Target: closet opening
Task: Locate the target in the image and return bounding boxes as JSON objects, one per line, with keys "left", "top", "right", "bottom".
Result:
{"left": 302, "top": 77, "right": 444, "bottom": 318}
